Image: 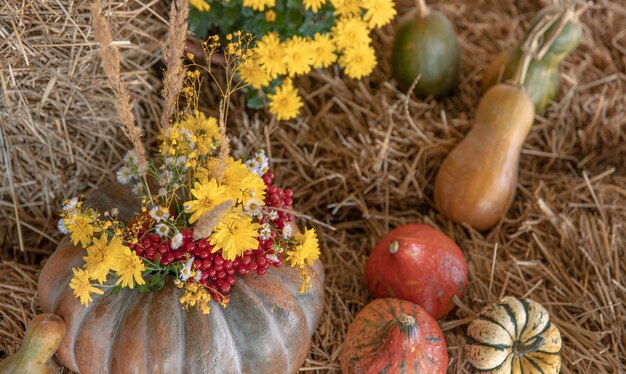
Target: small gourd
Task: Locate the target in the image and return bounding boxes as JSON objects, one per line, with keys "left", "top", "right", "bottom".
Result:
{"left": 0, "top": 314, "right": 66, "bottom": 374}
{"left": 482, "top": 6, "right": 582, "bottom": 111}
{"left": 391, "top": 0, "right": 460, "bottom": 98}
{"left": 340, "top": 298, "right": 448, "bottom": 374}
{"left": 364, "top": 223, "right": 468, "bottom": 319}
{"left": 465, "top": 296, "right": 562, "bottom": 373}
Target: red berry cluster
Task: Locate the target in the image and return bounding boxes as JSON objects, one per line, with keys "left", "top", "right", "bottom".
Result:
{"left": 129, "top": 172, "right": 296, "bottom": 304}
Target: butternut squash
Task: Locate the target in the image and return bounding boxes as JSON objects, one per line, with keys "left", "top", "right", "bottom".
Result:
{"left": 0, "top": 314, "right": 66, "bottom": 374}
{"left": 433, "top": 8, "right": 572, "bottom": 231}
{"left": 433, "top": 84, "right": 534, "bottom": 230}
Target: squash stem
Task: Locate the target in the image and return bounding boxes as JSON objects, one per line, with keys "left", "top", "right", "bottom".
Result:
{"left": 414, "top": 0, "right": 430, "bottom": 18}
{"left": 512, "top": 9, "right": 567, "bottom": 87}
{"left": 512, "top": 336, "right": 545, "bottom": 356}
{"left": 389, "top": 240, "right": 400, "bottom": 254}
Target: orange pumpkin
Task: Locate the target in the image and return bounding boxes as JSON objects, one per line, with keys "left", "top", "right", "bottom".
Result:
{"left": 340, "top": 298, "right": 448, "bottom": 374}
{"left": 38, "top": 183, "right": 325, "bottom": 374}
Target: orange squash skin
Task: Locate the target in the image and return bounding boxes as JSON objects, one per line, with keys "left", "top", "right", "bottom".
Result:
{"left": 434, "top": 84, "right": 535, "bottom": 231}
{"left": 340, "top": 298, "right": 448, "bottom": 374}
{"left": 37, "top": 183, "right": 325, "bottom": 374}
{"left": 364, "top": 224, "right": 467, "bottom": 320}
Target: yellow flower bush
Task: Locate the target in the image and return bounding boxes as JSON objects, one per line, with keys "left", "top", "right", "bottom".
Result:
{"left": 189, "top": 0, "right": 396, "bottom": 120}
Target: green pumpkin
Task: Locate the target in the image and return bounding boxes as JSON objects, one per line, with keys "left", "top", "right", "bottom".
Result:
{"left": 392, "top": 9, "right": 460, "bottom": 98}
{"left": 482, "top": 6, "right": 582, "bottom": 111}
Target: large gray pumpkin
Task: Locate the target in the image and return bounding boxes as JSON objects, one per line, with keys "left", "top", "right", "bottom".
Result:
{"left": 38, "top": 183, "right": 325, "bottom": 373}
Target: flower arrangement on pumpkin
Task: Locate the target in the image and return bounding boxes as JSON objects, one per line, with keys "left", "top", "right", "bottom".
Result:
{"left": 188, "top": 0, "right": 396, "bottom": 120}
{"left": 57, "top": 17, "right": 320, "bottom": 315}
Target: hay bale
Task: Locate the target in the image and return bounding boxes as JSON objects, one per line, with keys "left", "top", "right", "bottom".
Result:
{"left": 1, "top": 0, "right": 625, "bottom": 372}
{"left": 0, "top": 0, "right": 165, "bottom": 260}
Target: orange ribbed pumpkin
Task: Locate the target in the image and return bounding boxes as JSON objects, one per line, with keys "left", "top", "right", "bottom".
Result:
{"left": 340, "top": 298, "right": 448, "bottom": 374}
{"left": 38, "top": 183, "right": 325, "bottom": 374}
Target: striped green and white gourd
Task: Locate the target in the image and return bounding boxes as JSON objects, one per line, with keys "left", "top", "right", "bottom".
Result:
{"left": 465, "top": 296, "right": 562, "bottom": 373}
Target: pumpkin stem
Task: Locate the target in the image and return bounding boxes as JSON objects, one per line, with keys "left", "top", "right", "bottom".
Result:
{"left": 512, "top": 336, "right": 545, "bottom": 356}
{"left": 389, "top": 240, "right": 400, "bottom": 254}
{"left": 414, "top": 0, "right": 430, "bottom": 18}
{"left": 511, "top": 6, "right": 572, "bottom": 87}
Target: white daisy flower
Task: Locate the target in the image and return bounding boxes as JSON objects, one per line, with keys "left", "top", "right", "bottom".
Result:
{"left": 57, "top": 218, "right": 69, "bottom": 234}
{"left": 194, "top": 270, "right": 202, "bottom": 282}
{"left": 116, "top": 166, "right": 134, "bottom": 184}
{"left": 150, "top": 206, "right": 170, "bottom": 222}
{"left": 259, "top": 224, "right": 272, "bottom": 240}
{"left": 267, "top": 253, "right": 280, "bottom": 263}
{"left": 179, "top": 257, "right": 194, "bottom": 281}
{"left": 282, "top": 224, "right": 293, "bottom": 239}
{"left": 131, "top": 182, "right": 143, "bottom": 196}
{"left": 243, "top": 198, "right": 263, "bottom": 217}
{"left": 171, "top": 232, "right": 183, "bottom": 249}
{"left": 111, "top": 208, "right": 119, "bottom": 216}
{"left": 155, "top": 223, "right": 170, "bottom": 237}
{"left": 268, "top": 210, "right": 279, "bottom": 221}
{"left": 62, "top": 197, "right": 78, "bottom": 212}
{"left": 123, "top": 150, "right": 138, "bottom": 166}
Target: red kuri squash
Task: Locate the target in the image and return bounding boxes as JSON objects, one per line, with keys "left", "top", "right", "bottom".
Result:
{"left": 364, "top": 224, "right": 468, "bottom": 319}
{"left": 340, "top": 298, "right": 448, "bottom": 373}
{"left": 38, "top": 183, "right": 325, "bottom": 374}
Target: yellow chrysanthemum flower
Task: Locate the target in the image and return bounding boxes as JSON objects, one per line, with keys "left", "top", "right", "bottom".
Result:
{"left": 332, "top": 17, "right": 372, "bottom": 51}
{"left": 283, "top": 36, "right": 315, "bottom": 77}
{"left": 268, "top": 79, "right": 303, "bottom": 121}
{"left": 218, "top": 158, "right": 251, "bottom": 202}
{"left": 184, "top": 179, "right": 229, "bottom": 224}
{"left": 115, "top": 250, "right": 146, "bottom": 289}
{"left": 69, "top": 268, "right": 104, "bottom": 307}
{"left": 67, "top": 215, "right": 101, "bottom": 247}
{"left": 238, "top": 59, "right": 271, "bottom": 89}
{"left": 210, "top": 210, "right": 261, "bottom": 261}
{"left": 303, "top": 0, "right": 326, "bottom": 13}
{"left": 286, "top": 228, "right": 320, "bottom": 267}
{"left": 189, "top": 0, "right": 210, "bottom": 11}
{"left": 254, "top": 33, "right": 287, "bottom": 78}
{"left": 339, "top": 44, "right": 377, "bottom": 79}
{"left": 242, "top": 0, "right": 275, "bottom": 12}
{"left": 83, "top": 235, "right": 127, "bottom": 284}
{"left": 362, "top": 0, "right": 396, "bottom": 28}
{"left": 330, "top": 0, "right": 361, "bottom": 17}
{"left": 310, "top": 33, "right": 337, "bottom": 68}
{"left": 240, "top": 172, "right": 267, "bottom": 205}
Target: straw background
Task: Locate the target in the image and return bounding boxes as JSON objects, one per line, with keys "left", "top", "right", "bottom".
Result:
{"left": 1, "top": 0, "right": 625, "bottom": 372}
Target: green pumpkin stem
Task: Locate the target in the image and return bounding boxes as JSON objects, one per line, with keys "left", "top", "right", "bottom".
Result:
{"left": 414, "top": 0, "right": 430, "bottom": 18}
{"left": 510, "top": 6, "right": 572, "bottom": 87}
{"left": 512, "top": 335, "right": 545, "bottom": 356}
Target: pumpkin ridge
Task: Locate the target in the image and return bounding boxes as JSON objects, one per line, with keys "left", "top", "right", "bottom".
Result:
{"left": 524, "top": 355, "right": 546, "bottom": 374}
{"left": 518, "top": 299, "right": 532, "bottom": 341}
{"left": 104, "top": 290, "right": 137, "bottom": 374}
{"left": 74, "top": 285, "right": 132, "bottom": 373}
{"left": 212, "top": 303, "right": 243, "bottom": 373}
{"left": 236, "top": 277, "right": 292, "bottom": 372}
{"left": 500, "top": 301, "right": 520, "bottom": 339}
{"left": 477, "top": 315, "right": 515, "bottom": 341}
{"left": 466, "top": 335, "right": 512, "bottom": 351}
{"left": 268, "top": 266, "right": 317, "bottom": 334}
